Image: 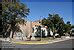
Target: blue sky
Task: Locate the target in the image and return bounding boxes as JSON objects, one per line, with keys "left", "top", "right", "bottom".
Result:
{"left": 20, "top": 0, "right": 72, "bottom": 2}
{"left": 20, "top": 1, "right": 72, "bottom": 25}
{"left": 72, "top": 2, "right": 74, "bottom": 25}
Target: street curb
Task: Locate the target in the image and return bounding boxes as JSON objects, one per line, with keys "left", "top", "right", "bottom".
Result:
{"left": 11, "top": 38, "right": 72, "bottom": 45}
{"left": 12, "top": 42, "right": 49, "bottom": 44}
{"left": 48, "top": 38, "right": 72, "bottom": 44}
{"left": 0, "top": 37, "right": 73, "bottom": 45}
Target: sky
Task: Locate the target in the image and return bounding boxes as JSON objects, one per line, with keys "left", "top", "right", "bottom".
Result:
{"left": 20, "top": 0, "right": 72, "bottom": 2}
{"left": 20, "top": 0, "right": 73, "bottom": 25}
{"left": 72, "top": 2, "right": 74, "bottom": 25}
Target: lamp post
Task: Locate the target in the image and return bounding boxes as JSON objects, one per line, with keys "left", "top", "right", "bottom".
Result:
{"left": 40, "top": 16, "right": 42, "bottom": 41}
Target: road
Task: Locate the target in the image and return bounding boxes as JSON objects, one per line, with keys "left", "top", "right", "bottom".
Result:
{"left": 0, "top": 39, "right": 73, "bottom": 48}
{"left": 13, "top": 39, "right": 73, "bottom": 48}
{"left": 0, "top": 39, "right": 73, "bottom": 50}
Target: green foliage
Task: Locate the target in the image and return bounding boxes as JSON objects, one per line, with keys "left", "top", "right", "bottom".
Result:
{"left": 2, "top": 2, "right": 29, "bottom": 21}
{"left": 1, "top": 1, "right": 30, "bottom": 37}
{"left": 72, "top": 25, "right": 74, "bottom": 28}
{"left": 64, "top": 21, "right": 71, "bottom": 33}
{"left": 42, "top": 14, "right": 64, "bottom": 30}
{"left": 42, "top": 13, "right": 71, "bottom": 36}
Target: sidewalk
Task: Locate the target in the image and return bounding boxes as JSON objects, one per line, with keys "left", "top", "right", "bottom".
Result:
{"left": 0, "top": 36, "right": 73, "bottom": 44}
{"left": 11, "top": 36, "right": 73, "bottom": 44}
{"left": 0, "top": 38, "right": 10, "bottom": 42}
{"left": 11, "top": 38, "right": 49, "bottom": 44}
{"left": 48, "top": 36, "right": 72, "bottom": 44}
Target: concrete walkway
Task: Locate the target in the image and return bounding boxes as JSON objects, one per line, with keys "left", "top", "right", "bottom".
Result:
{"left": 0, "top": 36, "right": 73, "bottom": 44}
{"left": 11, "top": 36, "right": 73, "bottom": 44}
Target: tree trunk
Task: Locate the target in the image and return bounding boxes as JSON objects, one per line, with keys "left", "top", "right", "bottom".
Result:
{"left": 9, "top": 31, "right": 13, "bottom": 40}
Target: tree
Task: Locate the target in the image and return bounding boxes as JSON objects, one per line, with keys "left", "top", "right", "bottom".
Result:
{"left": 64, "top": 21, "right": 72, "bottom": 36}
{"left": 2, "top": 1, "right": 30, "bottom": 38}
{"left": 42, "top": 14, "right": 64, "bottom": 30}
{"left": 41, "top": 14, "right": 65, "bottom": 37}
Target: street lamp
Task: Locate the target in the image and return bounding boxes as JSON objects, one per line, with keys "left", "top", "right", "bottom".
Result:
{"left": 40, "top": 16, "right": 43, "bottom": 41}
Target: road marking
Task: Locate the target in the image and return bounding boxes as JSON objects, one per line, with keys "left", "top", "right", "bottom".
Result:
{"left": 12, "top": 38, "right": 71, "bottom": 44}
{"left": 12, "top": 41, "right": 49, "bottom": 44}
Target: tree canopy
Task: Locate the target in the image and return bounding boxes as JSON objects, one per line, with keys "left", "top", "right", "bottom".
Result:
{"left": 41, "top": 14, "right": 71, "bottom": 34}
{"left": 1, "top": 1, "right": 30, "bottom": 37}
{"left": 42, "top": 14, "right": 64, "bottom": 29}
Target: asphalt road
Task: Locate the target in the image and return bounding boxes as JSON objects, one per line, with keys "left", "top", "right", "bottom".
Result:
{"left": 0, "top": 39, "right": 73, "bottom": 50}
{"left": 14, "top": 39, "right": 72, "bottom": 48}
{"left": 0, "top": 39, "right": 73, "bottom": 48}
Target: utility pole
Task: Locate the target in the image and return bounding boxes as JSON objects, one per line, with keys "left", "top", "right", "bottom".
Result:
{"left": 40, "top": 16, "right": 42, "bottom": 41}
